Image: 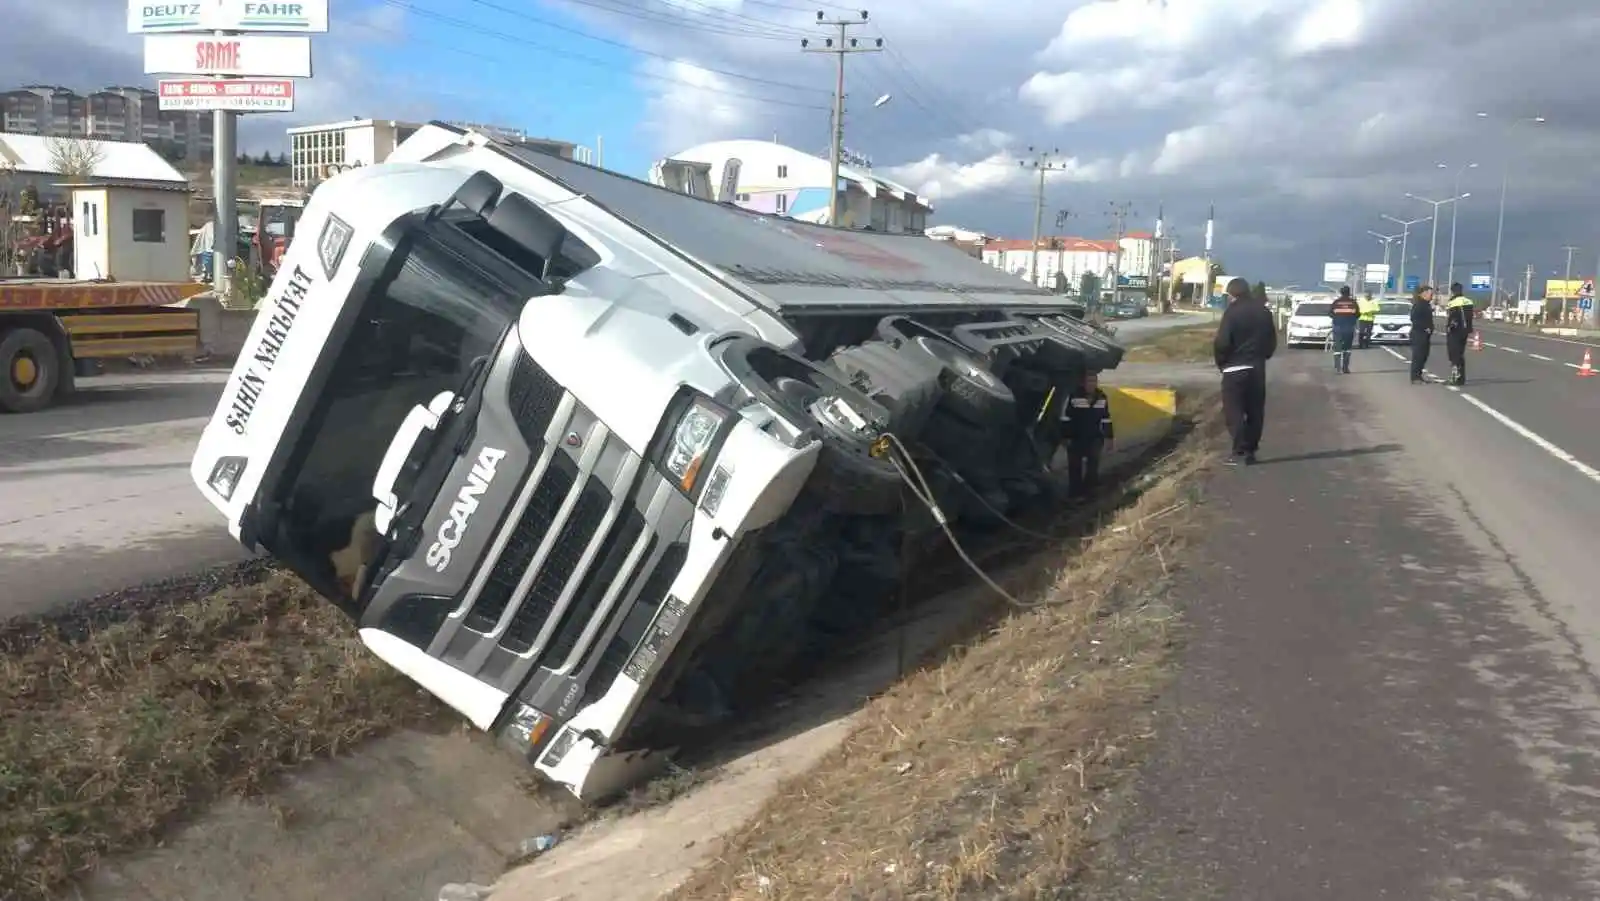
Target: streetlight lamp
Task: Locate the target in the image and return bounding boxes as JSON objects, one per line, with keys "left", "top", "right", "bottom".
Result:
{"left": 1367, "top": 229, "right": 1402, "bottom": 296}
{"left": 1437, "top": 161, "right": 1478, "bottom": 291}
{"left": 1382, "top": 213, "right": 1431, "bottom": 298}
{"left": 1406, "top": 192, "right": 1470, "bottom": 292}
{"left": 1477, "top": 112, "right": 1546, "bottom": 308}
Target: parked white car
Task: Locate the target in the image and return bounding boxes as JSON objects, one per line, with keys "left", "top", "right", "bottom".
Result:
{"left": 1285, "top": 300, "right": 1333, "bottom": 348}
{"left": 1369, "top": 301, "right": 1414, "bottom": 344}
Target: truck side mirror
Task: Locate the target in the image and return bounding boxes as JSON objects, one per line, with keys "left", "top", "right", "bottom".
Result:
{"left": 486, "top": 192, "right": 566, "bottom": 280}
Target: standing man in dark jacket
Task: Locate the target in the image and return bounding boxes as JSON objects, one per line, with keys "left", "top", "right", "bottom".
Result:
{"left": 1444, "top": 282, "right": 1475, "bottom": 385}
{"left": 1058, "top": 370, "right": 1114, "bottom": 498}
{"left": 1328, "top": 286, "right": 1361, "bottom": 373}
{"left": 1213, "top": 277, "right": 1277, "bottom": 465}
{"left": 1409, "top": 285, "right": 1435, "bottom": 383}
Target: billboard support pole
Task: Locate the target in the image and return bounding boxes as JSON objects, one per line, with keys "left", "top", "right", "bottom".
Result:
{"left": 211, "top": 28, "right": 239, "bottom": 298}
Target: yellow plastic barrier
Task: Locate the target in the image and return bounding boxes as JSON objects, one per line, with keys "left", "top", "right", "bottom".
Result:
{"left": 1104, "top": 386, "right": 1178, "bottom": 446}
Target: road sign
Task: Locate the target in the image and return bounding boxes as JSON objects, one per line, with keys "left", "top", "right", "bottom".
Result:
{"left": 1581, "top": 297, "right": 1594, "bottom": 312}
{"left": 129, "top": 0, "right": 330, "bottom": 33}
{"left": 1363, "top": 263, "right": 1389, "bottom": 284}
{"left": 158, "top": 78, "right": 295, "bottom": 112}
{"left": 1469, "top": 273, "right": 1492, "bottom": 291}
{"left": 143, "top": 34, "right": 312, "bottom": 77}
{"left": 1322, "top": 262, "right": 1350, "bottom": 283}
{"left": 1404, "top": 274, "right": 1421, "bottom": 291}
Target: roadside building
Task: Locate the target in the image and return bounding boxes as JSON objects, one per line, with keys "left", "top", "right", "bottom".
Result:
{"left": 286, "top": 118, "right": 586, "bottom": 187}
{"left": 662, "top": 139, "right": 933, "bottom": 233}
{"left": 0, "top": 132, "right": 188, "bottom": 205}
{"left": 981, "top": 236, "right": 1118, "bottom": 289}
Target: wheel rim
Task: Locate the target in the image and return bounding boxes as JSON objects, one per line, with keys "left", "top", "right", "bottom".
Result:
{"left": 11, "top": 353, "right": 38, "bottom": 391}
{"left": 913, "top": 336, "right": 998, "bottom": 389}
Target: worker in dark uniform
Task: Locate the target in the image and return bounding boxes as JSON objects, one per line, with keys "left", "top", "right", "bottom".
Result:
{"left": 1409, "top": 284, "right": 1435, "bottom": 383}
{"left": 1444, "top": 282, "right": 1475, "bottom": 385}
{"left": 1060, "top": 370, "right": 1114, "bottom": 498}
{"left": 1212, "top": 277, "right": 1277, "bottom": 465}
{"left": 1329, "top": 286, "right": 1361, "bottom": 374}
{"left": 1357, "top": 292, "right": 1379, "bottom": 348}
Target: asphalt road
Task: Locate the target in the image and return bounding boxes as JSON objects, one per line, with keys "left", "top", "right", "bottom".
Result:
{"left": 0, "top": 370, "right": 246, "bottom": 621}
{"left": 1078, "top": 338, "right": 1600, "bottom": 899}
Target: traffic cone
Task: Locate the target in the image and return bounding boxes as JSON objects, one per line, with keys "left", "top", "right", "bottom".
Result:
{"left": 1471, "top": 331, "right": 1483, "bottom": 351}
{"left": 1579, "top": 348, "right": 1596, "bottom": 377}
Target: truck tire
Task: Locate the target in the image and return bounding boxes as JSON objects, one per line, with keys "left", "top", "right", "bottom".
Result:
{"left": 717, "top": 336, "right": 903, "bottom": 516}
{"left": 876, "top": 316, "right": 1014, "bottom": 428}
{"left": 0, "top": 327, "right": 61, "bottom": 414}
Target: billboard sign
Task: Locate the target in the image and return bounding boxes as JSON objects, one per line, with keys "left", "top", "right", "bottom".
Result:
{"left": 159, "top": 78, "right": 295, "bottom": 112}
{"left": 129, "top": 0, "right": 330, "bottom": 33}
{"left": 1363, "top": 263, "right": 1389, "bottom": 284}
{"left": 1469, "top": 273, "right": 1492, "bottom": 291}
{"left": 1404, "top": 274, "right": 1421, "bottom": 291}
{"left": 1322, "top": 261, "right": 1350, "bottom": 283}
{"left": 143, "top": 34, "right": 313, "bottom": 77}
{"left": 1545, "top": 278, "right": 1594, "bottom": 298}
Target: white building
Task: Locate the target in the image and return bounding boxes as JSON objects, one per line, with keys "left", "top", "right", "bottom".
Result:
{"left": 982, "top": 237, "right": 1119, "bottom": 289}
{"left": 662, "top": 139, "right": 933, "bottom": 233}
{"left": 0, "top": 132, "right": 188, "bottom": 205}
{"left": 286, "top": 118, "right": 583, "bottom": 187}
{"left": 1117, "top": 231, "right": 1156, "bottom": 279}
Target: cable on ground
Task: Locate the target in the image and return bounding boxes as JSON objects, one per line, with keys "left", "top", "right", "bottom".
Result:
{"left": 875, "top": 432, "right": 1190, "bottom": 611}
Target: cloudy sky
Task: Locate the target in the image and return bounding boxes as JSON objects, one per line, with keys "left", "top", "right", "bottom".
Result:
{"left": 9, "top": 0, "right": 1600, "bottom": 286}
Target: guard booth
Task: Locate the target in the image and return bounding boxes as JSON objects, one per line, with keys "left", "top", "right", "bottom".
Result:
{"left": 66, "top": 183, "right": 191, "bottom": 282}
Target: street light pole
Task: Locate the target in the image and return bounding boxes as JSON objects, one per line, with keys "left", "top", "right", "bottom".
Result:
{"left": 1367, "top": 230, "right": 1401, "bottom": 296}
{"left": 1406, "top": 193, "right": 1469, "bottom": 290}
{"left": 1382, "top": 214, "right": 1431, "bottom": 297}
{"left": 1477, "top": 112, "right": 1546, "bottom": 309}
{"left": 1438, "top": 161, "right": 1478, "bottom": 290}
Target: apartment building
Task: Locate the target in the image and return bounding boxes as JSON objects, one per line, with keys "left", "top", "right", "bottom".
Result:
{"left": 0, "top": 85, "right": 212, "bottom": 160}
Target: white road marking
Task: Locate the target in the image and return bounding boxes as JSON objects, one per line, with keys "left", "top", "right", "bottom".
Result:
{"left": 1479, "top": 327, "right": 1600, "bottom": 350}
{"left": 1380, "top": 348, "right": 1600, "bottom": 482}
{"left": 1502, "top": 347, "right": 1523, "bottom": 353}
{"left": 1529, "top": 353, "right": 1554, "bottom": 361}
{"left": 1485, "top": 342, "right": 1500, "bottom": 348}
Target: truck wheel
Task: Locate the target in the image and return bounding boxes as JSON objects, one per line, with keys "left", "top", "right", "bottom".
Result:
{"left": 719, "top": 337, "right": 904, "bottom": 516}
{"left": 0, "top": 328, "right": 61, "bottom": 413}
{"left": 877, "top": 317, "right": 1014, "bottom": 427}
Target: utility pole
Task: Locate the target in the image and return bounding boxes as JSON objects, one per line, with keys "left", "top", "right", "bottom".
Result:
{"left": 1153, "top": 205, "right": 1167, "bottom": 312}
{"left": 1524, "top": 263, "right": 1534, "bottom": 321}
{"left": 801, "top": 11, "right": 881, "bottom": 229}
{"left": 1202, "top": 204, "right": 1215, "bottom": 305}
{"left": 1561, "top": 244, "right": 1578, "bottom": 322}
{"left": 1106, "top": 200, "right": 1134, "bottom": 305}
{"left": 1019, "top": 147, "right": 1063, "bottom": 287}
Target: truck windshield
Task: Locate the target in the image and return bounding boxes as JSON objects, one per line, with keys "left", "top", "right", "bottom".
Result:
{"left": 262, "top": 215, "right": 544, "bottom": 605}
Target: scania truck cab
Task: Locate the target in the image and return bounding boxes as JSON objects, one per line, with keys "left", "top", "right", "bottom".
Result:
{"left": 190, "top": 123, "right": 1125, "bottom": 800}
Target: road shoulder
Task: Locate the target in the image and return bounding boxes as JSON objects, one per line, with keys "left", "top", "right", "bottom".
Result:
{"left": 1072, "top": 362, "right": 1600, "bottom": 899}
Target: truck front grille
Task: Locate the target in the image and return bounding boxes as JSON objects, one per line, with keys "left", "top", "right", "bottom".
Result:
{"left": 456, "top": 354, "right": 668, "bottom": 675}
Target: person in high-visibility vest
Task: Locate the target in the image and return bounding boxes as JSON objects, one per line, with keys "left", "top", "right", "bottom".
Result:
{"left": 1444, "top": 282, "right": 1475, "bottom": 385}
{"left": 1357, "top": 292, "right": 1380, "bottom": 349}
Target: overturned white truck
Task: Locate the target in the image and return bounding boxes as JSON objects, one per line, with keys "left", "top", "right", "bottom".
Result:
{"left": 189, "top": 123, "right": 1127, "bottom": 800}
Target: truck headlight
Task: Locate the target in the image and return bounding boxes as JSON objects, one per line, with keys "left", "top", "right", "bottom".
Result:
{"left": 662, "top": 397, "right": 728, "bottom": 495}
{"left": 208, "top": 455, "right": 248, "bottom": 500}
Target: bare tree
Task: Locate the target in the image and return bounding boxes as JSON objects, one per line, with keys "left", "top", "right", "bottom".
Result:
{"left": 46, "top": 136, "right": 106, "bottom": 181}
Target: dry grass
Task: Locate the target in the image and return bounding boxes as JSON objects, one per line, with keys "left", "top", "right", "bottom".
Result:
{"left": 0, "top": 571, "right": 445, "bottom": 901}
{"left": 1124, "top": 326, "right": 1216, "bottom": 364}
{"left": 668, "top": 400, "right": 1222, "bottom": 901}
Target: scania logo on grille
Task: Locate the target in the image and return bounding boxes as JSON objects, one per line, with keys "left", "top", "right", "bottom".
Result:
{"left": 564, "top": 432, "right": 582, "bottom": 448}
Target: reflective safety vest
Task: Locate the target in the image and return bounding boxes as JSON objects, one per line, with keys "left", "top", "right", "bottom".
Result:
{"left": 1445, "top": 295, "right": 1474, "bottom": 331}
{"left": 1358, "top": 298, "right": 1379, "bottom": 322}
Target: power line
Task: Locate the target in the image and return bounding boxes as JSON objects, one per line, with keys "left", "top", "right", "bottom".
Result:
{"left": 802, "top": 10, "right": 882, "bottom": 227}
{"left": 547, "top": 0, "right": 812, "bottom": 41}
{"left": 377, "top": 0, "right": 832, "bottom": 109}
{"left": 428, "top": 0, "right": 833, "bottom": 95}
